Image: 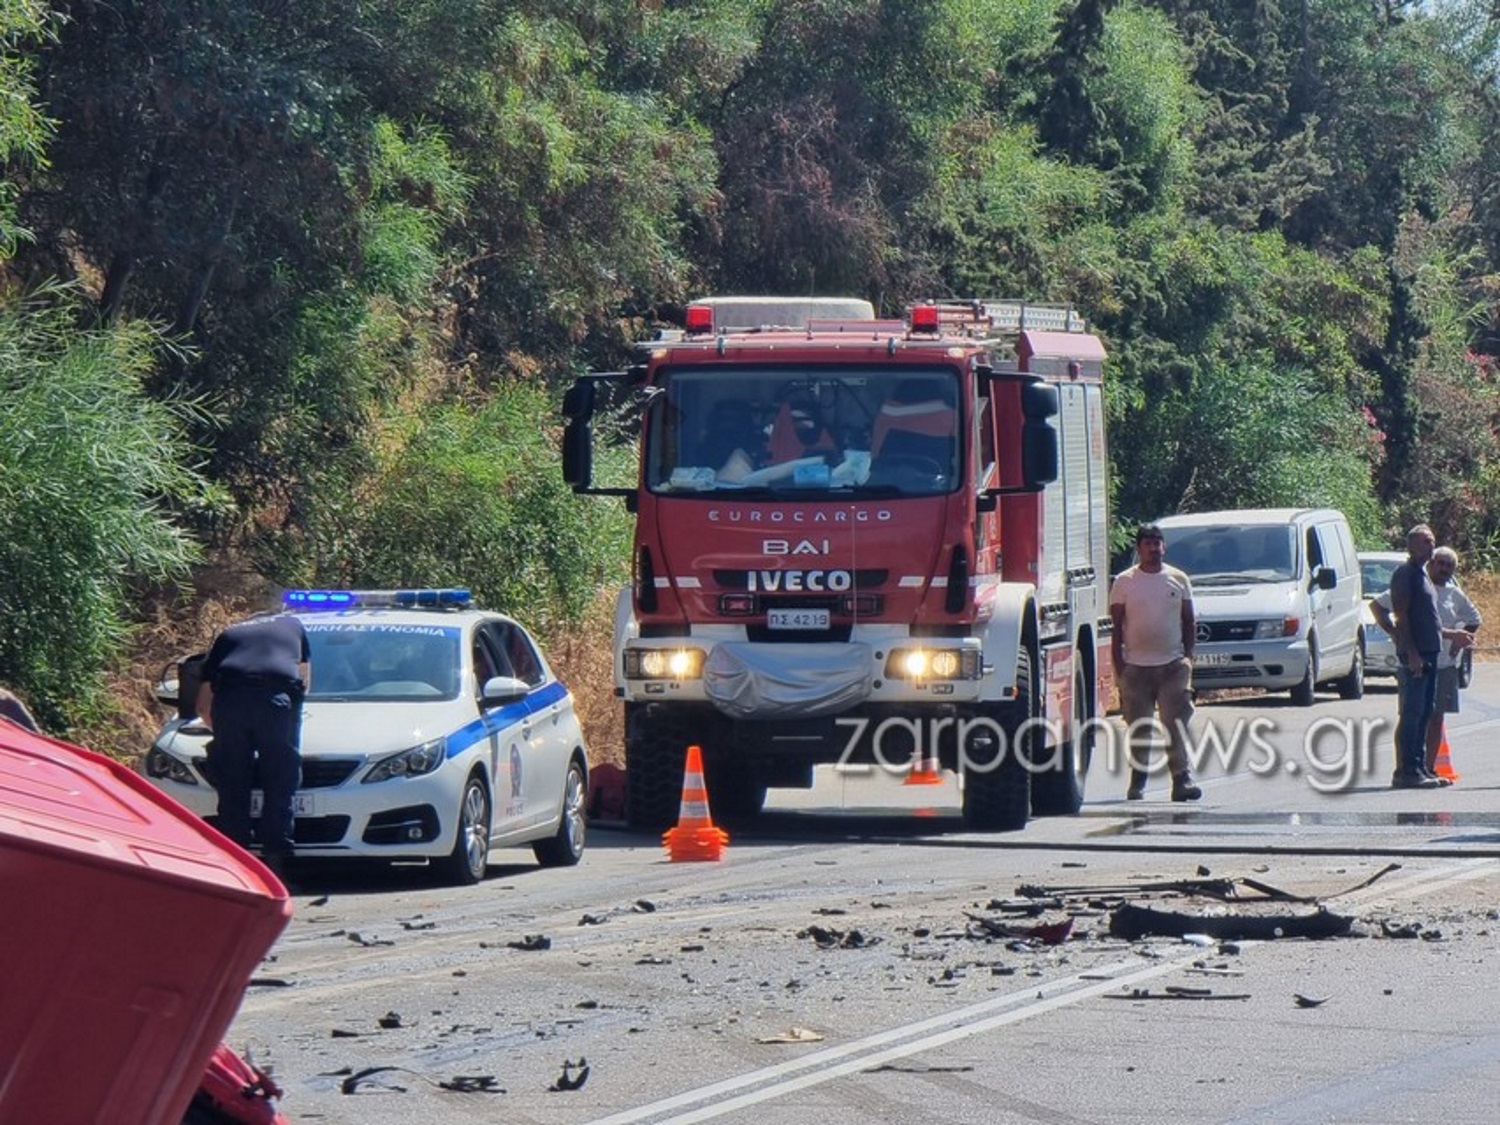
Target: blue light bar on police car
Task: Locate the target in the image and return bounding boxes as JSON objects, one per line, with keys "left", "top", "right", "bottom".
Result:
{"left": 283, "top": 588, "right": 472, "bottom": 610}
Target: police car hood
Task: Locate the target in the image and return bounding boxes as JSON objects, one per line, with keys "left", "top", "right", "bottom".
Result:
{"left": 164, "top": 700, "right": 466, "bottom": 759}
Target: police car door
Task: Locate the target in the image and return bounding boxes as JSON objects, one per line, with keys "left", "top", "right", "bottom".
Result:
{"left": 484, "top": 623, "right": 565, "bottom": 833}
{"left": 473, "top": 625, "right": 533, "bottom": 843}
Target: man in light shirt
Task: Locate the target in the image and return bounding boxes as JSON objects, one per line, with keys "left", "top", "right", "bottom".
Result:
{"left": 1110, "top": 524, "right": 1202, "bottom": 802}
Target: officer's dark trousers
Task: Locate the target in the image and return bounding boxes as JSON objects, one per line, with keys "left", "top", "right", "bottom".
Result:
{"left": 207, "top": 682, "right": 302, "bottom": 855}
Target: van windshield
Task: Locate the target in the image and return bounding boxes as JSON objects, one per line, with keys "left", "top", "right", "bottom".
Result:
{"left": 1161, "top": 525, "right": 1297, "bottom": 584}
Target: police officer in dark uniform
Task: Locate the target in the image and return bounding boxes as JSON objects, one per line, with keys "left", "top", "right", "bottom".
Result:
{"left": 196, "top": 609, "right": 311, "bottom": 868}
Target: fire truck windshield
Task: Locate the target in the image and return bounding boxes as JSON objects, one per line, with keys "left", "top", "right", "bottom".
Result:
{"left": 645, "top": 366, "right": 960, "bottom": 497}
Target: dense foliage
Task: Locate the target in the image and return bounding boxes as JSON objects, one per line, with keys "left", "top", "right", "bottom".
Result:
{"left": 2, "top": 0, "right": 1498, "bottom": 727}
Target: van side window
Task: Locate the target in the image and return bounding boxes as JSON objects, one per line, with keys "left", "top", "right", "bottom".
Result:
{"left": 1307, "top": 528, "right": 1325, "bottom": 571}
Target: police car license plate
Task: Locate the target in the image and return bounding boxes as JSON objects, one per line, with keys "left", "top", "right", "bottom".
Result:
{"left": 767, "top": 608, "right": 830, "bottom": 630}
{"left": 249, "top": 791, "right": 317, "bottom": 816}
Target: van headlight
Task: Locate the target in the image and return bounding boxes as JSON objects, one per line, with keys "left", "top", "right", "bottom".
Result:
{"left": 884, "top": 647, "right": 981, "bottom": 681}
{"left": 623, "top": 648, "right": 706, "bottom": 680}
{"left": 364, "top": 738, "right": 447, "bottom": 783}
{"left": 1255, "top": 617, "right": 1299, "bottom": 639}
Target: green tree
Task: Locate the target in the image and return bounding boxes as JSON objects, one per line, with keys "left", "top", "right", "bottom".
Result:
{"left": 0, "top": 289, "right": 212, "bottom": 729}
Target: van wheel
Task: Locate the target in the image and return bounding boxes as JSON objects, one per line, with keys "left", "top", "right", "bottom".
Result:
{"left": 1336, "top": 640, "right": 1365, "bottom": 700}
{"left": 1291, "top": 640, "right": 1318, "bottom": 706}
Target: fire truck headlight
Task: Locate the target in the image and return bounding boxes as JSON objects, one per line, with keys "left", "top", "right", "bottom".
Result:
{"left": 625, "top": 648, "right": 706, "bottom": 680}
{"left": 885, "top": 647, "right": 978, "bottom": 681}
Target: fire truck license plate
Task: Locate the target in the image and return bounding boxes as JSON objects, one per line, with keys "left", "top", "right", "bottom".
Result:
{"left": 249, "top": 792, "right": 317, "bottom": 816}
{"left": 768, "top": 608, "right": 830, "bottom": 630}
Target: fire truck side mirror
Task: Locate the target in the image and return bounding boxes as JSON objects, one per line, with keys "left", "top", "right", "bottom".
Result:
{"left": 562, "top": 380, "right": 596, "bottom": 420}
{"left": 1020, "top": 381, "right": 1059, "bottom": 487}
{"left": 562, "top": 418, "right": 593, "bottom": 488}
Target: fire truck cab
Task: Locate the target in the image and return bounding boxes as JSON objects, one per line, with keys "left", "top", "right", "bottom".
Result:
{"left": 563, "top": 296, "right": 1110, "bottom": 833}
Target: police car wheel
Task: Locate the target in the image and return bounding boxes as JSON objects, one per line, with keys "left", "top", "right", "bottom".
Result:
{"left": 534, "top": 760, "right": 587, "bottom": 867}
{"left": 436, "top": 772, "right": 491, "bottom": 885}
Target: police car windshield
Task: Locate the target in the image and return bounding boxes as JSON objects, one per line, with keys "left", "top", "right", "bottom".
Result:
{"left": 304, "top": 623, "right": 462, "bottom": 701}
{"left": 1163, "top": 525, "right": 1297, "bottom": 584}
{"left": 644, "top": 365, "right": 960, "bottom": 498}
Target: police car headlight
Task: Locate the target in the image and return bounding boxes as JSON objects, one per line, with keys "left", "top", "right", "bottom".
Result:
{"left": 623, "top": 648, "right": 705, "bottom": 680}
{"left": 885, "top": 647, "right": 980, "bottom": 681}
{"left": 364, "top": 738, "right": 446, "bottom": 783}
{"left": 144, "top": 746, "right": 199, "bottom": 785}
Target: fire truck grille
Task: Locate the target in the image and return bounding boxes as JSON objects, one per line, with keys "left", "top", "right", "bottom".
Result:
{"left": 712, "top": 569, "right": 889, "bottom": 590}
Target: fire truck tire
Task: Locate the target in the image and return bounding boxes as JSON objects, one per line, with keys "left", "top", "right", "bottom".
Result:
{"left": 962, "top": 650, "right": 1034, "bottom": 832}
{"left": 625, "top": 711, "right": 691, "bottom": 832}
{"left": 704, "top": 754, "right": 768, "bottom": 824}
{"left": 1031, "top": 666, "right": 1091, "bottom": 816}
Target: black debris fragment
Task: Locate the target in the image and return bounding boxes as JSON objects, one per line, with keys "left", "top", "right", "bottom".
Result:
{"left": 340, "top": 1066, "right": 409, "bottom": 1094}
{"left": 247, "top": 977, "right": 291, "bottom": 988}
{"left": 633, "top": 899, "right": 657, "bottom": 913}
{"left": 1107, "top": 988, "right": 1250, "bottom": 1001}
{"left": 798, "top": 925, "right": 877, "bottom": 949}
{"left": 508, "top": 934, "right": 552, "bottom": 951}
{"left": 1294, "top": 994, "right": 1330, "bottom": 1008}
{"left": 400, "top": 919, "right": 437, "bottom": 931}
{"left": 347, "top": 931, "right": 395, "bottom": 947}
{"left": 549, "top": 1058, "right": 590, "bottom": 1092}
{"left": 308, "top": 895, "right": 330, "bottom": 907}
{"left": 440, "top": 1075, "right": 504, "bottom": 1094}
{"left": 579, "top": 913, "right": 610, "bottom": 926}
{"left": 377, "top": 1011, "right": 403, "bottom": 1029}
{"left": 330, "top": 1029, "right": 361, "bottom": 1039}
{"left": 1109, "top": 903, "right": 1353, "bottom": 941}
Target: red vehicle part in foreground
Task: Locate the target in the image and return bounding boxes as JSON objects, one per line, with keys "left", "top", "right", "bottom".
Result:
{"left": 0, "top": 719, "right": 292, "bottom": 1125}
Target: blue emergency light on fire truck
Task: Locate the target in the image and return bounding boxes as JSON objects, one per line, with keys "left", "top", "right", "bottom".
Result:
{"left": 563, "top": 297, "right": 1110, "bottom": 834}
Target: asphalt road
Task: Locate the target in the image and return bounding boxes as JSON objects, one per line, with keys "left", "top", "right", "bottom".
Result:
{"left": 230, "top": 663, "right": 1500, "bottom": 1124}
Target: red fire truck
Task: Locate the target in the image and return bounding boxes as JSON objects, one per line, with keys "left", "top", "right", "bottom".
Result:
{"left": 563, "top": 297, "right": 1111, "bottom": 832}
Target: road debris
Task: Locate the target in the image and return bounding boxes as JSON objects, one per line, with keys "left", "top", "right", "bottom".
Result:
{"left": 1107, "top": 987, "right": 1250, "bottom": 1001}
{"left": 1110, "top": 902, "right": 1353, "bottom": 941}
{"left": 507, "top": 934, "right": 552, "bottom": 951}
{"left": 756, "top": 1027, "right": 825, "bottom": 1044}
{"left": 963, "top": 914, "right": 1074, "bottom": 945}
{"left": 798, "top": 924, "right": 877, "bottom": 949}
{"left": 1293, "top": 994, "right": 1330, "bottom": 1008}
{"left": 333, "top": 1065, "right": 504, "bottom": 1095}
{"left": 549, "top": 1058, "right": 590, "bottom": 1091}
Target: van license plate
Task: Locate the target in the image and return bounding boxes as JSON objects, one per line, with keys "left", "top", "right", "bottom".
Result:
{"left": 768, "top": 609, "right": 830, "bottom": 630}
{"left": 1194, "top": 652, "right": 1231, "bottom": 667}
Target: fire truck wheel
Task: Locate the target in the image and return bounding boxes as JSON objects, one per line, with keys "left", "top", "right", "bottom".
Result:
{"left": 1031, "top": 666, "right": 1091, "bottom": 816}
{"left": 704, "top": 755, "right": 768, "bottom": 824}
{"left": 962, "top": 650, "right": 1034, "bottom": 831}
{"left": 625, "top": 712, "right": 690, "bottom": 832}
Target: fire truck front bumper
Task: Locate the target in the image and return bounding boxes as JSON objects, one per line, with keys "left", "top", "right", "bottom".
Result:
{"left": 618, "top": 635, "right": 989, "bottom": 716}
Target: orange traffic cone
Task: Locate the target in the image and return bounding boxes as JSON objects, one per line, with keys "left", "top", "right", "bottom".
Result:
{"left": 662, "top": 744, "right": 729, "bottom": 862}
{"left": 1434, "top": 726, "right": 1460, "bottom": 783}
{"left": 903, "top": 749, "right": 943, "bottom": 786}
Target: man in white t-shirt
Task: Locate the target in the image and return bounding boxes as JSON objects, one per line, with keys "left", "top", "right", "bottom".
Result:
{"left": 1110, "top": 524, "right": 1202, "bottom": 801}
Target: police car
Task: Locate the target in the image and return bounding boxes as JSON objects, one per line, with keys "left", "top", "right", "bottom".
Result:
{"left": 144, "top": 589, "right": 589, "bottom": 885}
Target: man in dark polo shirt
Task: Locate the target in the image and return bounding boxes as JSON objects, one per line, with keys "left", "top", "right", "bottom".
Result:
{"left": 196, "top": 606, "right": 311, "bottom": 868}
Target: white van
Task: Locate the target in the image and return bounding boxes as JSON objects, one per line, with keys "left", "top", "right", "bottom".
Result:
{"left": 1152, "top": 508, "right": 1364, "bottom": 704}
